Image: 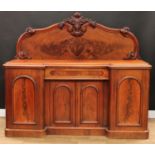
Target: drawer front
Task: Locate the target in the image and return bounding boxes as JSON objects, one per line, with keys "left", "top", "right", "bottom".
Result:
{"left": 45, "top": 68, "right": 109, "bottom": 80}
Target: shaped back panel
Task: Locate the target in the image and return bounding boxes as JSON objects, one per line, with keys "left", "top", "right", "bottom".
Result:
{"left": 16, "top": 12, "right": 140, "bottom": 60}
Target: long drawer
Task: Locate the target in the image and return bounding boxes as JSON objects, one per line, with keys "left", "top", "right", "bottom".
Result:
{"left": 45, "top": 67, "right": 109, "bottom": 80}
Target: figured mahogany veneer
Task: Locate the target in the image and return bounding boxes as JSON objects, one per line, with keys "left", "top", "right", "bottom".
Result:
{"left": 45, "top": 68, "right": 109, "bottom": 80}
{"left": 3, "top": 12, "right": 151, "bottom": 139}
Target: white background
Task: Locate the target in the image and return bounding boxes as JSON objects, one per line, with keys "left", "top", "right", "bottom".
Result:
{"left": 0, "top": 0, "right": 154, "bottom": 11}
{"left": 0, "top": 0, "right": 154, "bottom": 153}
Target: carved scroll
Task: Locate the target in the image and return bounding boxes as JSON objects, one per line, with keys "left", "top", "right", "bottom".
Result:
{"left": 120, "top": 27, "right": 130, "bottom": 37}
{"left": 15, "top": 51, "right": 31, "bottom": 59}
{"left": 124, "top": 51, "right": 140, "bottom": 60}
{"left": 25, "top": 27, "right": 36, "bottom": 35}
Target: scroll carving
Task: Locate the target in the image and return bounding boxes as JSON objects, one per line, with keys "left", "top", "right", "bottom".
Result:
{"left": 124, "top": 51, "right": 140, "bottom": 60}
{"left": 15, "top": 51, "right": 32, "bottom": 59}
{"left": 120, "top": 27, "right": 130, "bottom": 37}
{"left": 25, "top": 27, "right": 36, "bottom": 35}
{"left": 59, "top": 12, "right": 96, "bottom": 37}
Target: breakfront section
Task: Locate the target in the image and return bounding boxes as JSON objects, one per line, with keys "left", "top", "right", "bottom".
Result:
{"left": 3, "top": 12, "right": 151, "bottom": 138}
{"left": 109, "top": 69, "right": 150, "bottom": 138}
{"left": 45, "top": 80, "right": 105, "bottom": 129}
{"left": 5, "top": 68, "right": 45, "bottom": 137}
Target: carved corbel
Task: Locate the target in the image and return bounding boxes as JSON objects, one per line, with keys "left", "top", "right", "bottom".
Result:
{"left": 15, "top": 51, "right": 32, "bottom": 59}
{"left": 120, "top": 27, "right": 130, "bottom": 37}
{"left": 124, "top": 51, "right": 141, "bottom": 60}
{"left": 25, "top": 27, "right": 36, "bottom": 35}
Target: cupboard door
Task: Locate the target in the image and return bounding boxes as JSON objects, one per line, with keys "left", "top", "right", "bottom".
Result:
{"left": 117, "top": 78, "right": 141, "bottom": 126}
{"left": 77, "top": 81, "right": 104, "bottom": 127}
{"left": 109, "top": 69, "right": 150, "bottom": 131}
{"left": 47, "top": 81, "right": 76, "bottom": 127}
{"left": 5, "top": 68, "right": 44, "bottom": 129}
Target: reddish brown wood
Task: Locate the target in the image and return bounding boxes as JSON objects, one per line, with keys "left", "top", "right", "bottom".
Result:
{"left": 77, "top": 81, "right": 104, "bottom": 127}
{"left": 13, "top": 77, "right": 35, "bottom": 124}
{"left": 117, "top": 78, "right": 141, "bottom": 126}
{"left": 45, "top": 67, "right": 109, "bottom": 80}
{"left": 16, "top": 12, "right": 139, "bottom": 60}
{"left": 46, "top": 81, "right": 76, "bottom": 127}
{"left": 4, "top": 69, "right": 44, "bottom": 131}
{"left": 59, "top": 12, "right": 96, "bottom": 37}
{"left": 109, "top": 70, "right": 150, "bottom": 132}
{"left": 3, "top": 12, "right": 151, "bottom": 139}
{"left": 15, "top": 51, "right": 32, "bottom": 59}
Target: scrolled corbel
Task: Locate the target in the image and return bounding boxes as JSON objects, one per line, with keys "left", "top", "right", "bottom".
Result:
{"left": 120, "top": 27, "right": 130, "bottom": 37}
{"left": 15, "top": 51, "right": 32, "bottom": 59}
{"left": 25, "top": 26, "right": 36, "bottom": 35}
{"left": 124, "top": 51, "right": 141, "bottom": 60}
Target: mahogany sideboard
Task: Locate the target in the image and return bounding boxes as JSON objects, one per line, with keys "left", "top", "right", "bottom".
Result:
{"left": 3, "top": 12, "right": 151, "bottom": 139}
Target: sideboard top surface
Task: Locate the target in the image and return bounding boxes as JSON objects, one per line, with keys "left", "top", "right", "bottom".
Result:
{"left": 3, "top": 59, "right": 151, "bottom": 69}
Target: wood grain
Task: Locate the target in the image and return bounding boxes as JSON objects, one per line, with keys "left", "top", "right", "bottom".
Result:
{"left": 117, "top": 78, "right": 141, "bottom": 126}
{"left": 77, "top": 81, "right": 104, "bottom": 127}
{"left": 16, "top": 13, "right": 139, "bottom": 60}
{"left": 46, "top": 81, "right": 76, "bottom": 127}
{"left": 5, "top": 69, "right": 44, "bottom": 130}
{"left": 13, "top": 77, "right": 35, "bottom": 124}
{"left": 109, "top": 69, "right": 150, "bottom": 132}
{"left": 45, "top": 68, "right": 109, "bottom": 80}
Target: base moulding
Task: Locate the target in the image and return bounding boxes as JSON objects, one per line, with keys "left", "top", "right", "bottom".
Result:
{"left": 5, "top": 127, "right": 149, "bottom": 139}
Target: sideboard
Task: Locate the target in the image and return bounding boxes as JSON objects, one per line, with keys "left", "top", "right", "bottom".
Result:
{"left": 3, "top": 12, "right": 151, "bottom": 139}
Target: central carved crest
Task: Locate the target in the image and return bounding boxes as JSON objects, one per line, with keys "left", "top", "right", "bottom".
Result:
{"left": 59, "top": 12, "right": 96, "bottom": 37}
